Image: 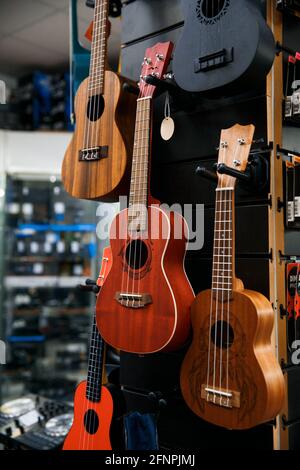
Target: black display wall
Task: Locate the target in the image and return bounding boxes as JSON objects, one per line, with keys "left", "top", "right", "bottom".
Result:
{"left": 118, "top": 0, "right": 272, "bottom": 450}
{"left": 117, "top": 0, "right": 300, "bottom": 449}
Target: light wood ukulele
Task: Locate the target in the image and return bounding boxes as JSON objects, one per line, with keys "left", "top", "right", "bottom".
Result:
{"left": 180, "top": 124, "right": 285, "bottom": 430}
{"left": 62, "top": 0, "right": 136, "bottom": 201}
{"left": 63, "top": 247, "right": 114, "bottom": 450}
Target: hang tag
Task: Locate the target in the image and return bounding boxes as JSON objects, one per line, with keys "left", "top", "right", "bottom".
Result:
{"left": 160, "top": 93, "right": 175, "bottom": 141}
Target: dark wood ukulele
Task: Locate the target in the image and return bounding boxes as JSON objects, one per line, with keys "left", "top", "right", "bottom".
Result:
{"left": 173, "top": 0, "right": 275, "bottom": 94}
{"left": 63, "top": 247, "right": 114, "bottom": 450}
{"left": 180, "top": 124, "right": 285, "bottom": 429}
{"left": 62, "top": 0, "right": 136, "bottom": 201}
{"left": 96, "top": 42, "right": 195, "bottom": 354}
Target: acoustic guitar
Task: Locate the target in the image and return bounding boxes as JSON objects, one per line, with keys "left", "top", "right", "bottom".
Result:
{"left": 173, "top": 0, "right": 275, "bottom": 94}
{"left": 62, "top": 0, "right": 136, "bottom": 201}
{"left": 96, "top": 42, "right": 195, "bottom": 354}
{"left": 63, "top": 247, "right": 114, "bottom": 450}
{"left": 180, "top": 124, "right": 285, "bottom": 430}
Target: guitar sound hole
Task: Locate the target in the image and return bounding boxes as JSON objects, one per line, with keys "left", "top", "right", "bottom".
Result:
{"left": 197, "top": 0, "right": 229, "bottom": 21}
{"left": 87, "top": 94, "right": 105, "bottom": 121}
{"left": 84, "top": 409, "right": 99, "bottom": 435}
{"left": 125, "top": 240, "right": 148, "bottom": 270}
{"left": 211, "top": 321, "right": 234, "bottom": 349}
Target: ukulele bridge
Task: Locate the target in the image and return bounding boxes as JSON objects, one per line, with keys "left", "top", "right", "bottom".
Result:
{"left": 201, "top": 384, "right": 240, "bottom": 409}
{"left": 115, "top": 292, "right": 152, "bottom": 308}
{"left": 194, "top": 48, "right": 234, "bottom": 73}
{"left": 79, "top": 146, "right": 108, "bottom": 162}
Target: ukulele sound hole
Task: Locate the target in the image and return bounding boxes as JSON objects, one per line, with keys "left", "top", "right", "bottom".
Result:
{"left": 87, "top": 94, "right": 105, "bottom": 121}
{"left": 197, "top": 0, "right": 229, "bottom": 23}
{"left": 125, "top": 240, "right": 148, "bottom": 270}
{"left": 211, "top": 321, "right": 234, "bottom": 349}
{"left": 84, "top": 409, "right": 99, "bottom": 435}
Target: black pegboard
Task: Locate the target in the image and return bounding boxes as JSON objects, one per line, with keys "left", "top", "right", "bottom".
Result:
{"left": 119, "top": 0, "right": 298, "bottom": 450}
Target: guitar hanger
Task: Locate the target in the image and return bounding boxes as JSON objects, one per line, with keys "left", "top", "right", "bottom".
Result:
{"left": 196, "top": 152, "right": 269, "bottom": 193}
{"left": 86, "top": 0, "right": 122, "bottom": 17}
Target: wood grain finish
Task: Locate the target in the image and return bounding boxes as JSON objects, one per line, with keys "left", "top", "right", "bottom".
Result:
{"left": 62, "top": 71, "right": 136, "bottom": 201}
{"left": 180, "top": 288, "right": 285, "bottom": 430}
{"left": 96, "top": 206, "right": 194, "bottom": 354}
{"left": 63, "top": 381, "right": 113, "bottom": 450}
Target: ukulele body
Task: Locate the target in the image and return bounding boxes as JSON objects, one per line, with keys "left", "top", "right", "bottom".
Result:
{"left": 63, "top": 381, "right": 113, "bottom": 450}
{"left": 180, "top": 288, "right": 285, "bottom": 429}
{"left": 173, "top": 0, "right": 275, "bottom": 94}
{"left": 96, "top": 206, "right": 194, "bottom": 354}
{"left": 62, "top": 71, "right": 136, "bottom": 201}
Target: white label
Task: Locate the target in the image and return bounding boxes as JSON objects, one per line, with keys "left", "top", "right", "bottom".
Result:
{"left": 57, "top": 241, "right": 65, "bottom": 253}
{"left": 295, "top": 196, "right": 300, "bottom": 218}
{"left": 46, "top": 233, "right": 57, "bottom": 244}
{"left": 44, "top": 242, "right": 52, "bottom": 254}
{"left": 17, "top": 241, "right": 25, "bottom": 253}
{"left": 22, "top": 203, "right": 33, "bottom": 216}
{"left": 7, "top": 203, "right": 20, "bottom": 215}
{"left": 30, "top": 242, "right": 39, "bottom": 254}
{"left": 288, "top": 201, "right": 295, "bottom": 223}
{"left": 73, "top": 265, "right": 83, "bottom": 275}
{"left": 54, "top": 202, "right": 65, "bottom": 214}
{"left": 33, "top": 263, "right": 43, "bottom": 274}
{"left": 71, "top": 241, "right": 80, "bottom": 253}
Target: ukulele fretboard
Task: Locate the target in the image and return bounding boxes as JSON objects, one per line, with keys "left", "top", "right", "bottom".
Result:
{"left": 212, "top": 188, "right": 234, "bottom": 299}
{"left": 88, "top": 0, "right": 109, "bottom": 95}
{"left": 86, "top": 313, "right": 104, "bottom": 402}
{"left": 128, "top": 97, "right": 152, "bottom": 231}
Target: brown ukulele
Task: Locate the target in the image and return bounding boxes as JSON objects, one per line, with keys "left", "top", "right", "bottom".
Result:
{"left": 62, "top": 0, "right": 136, "bottom": 201}
{"left": 180, "top": 124, "right": 285, "bottom": 430}
{"left": 63, "top": 247, "right": 114, "bottom": 450}
{"left": 96, "top": 42, "right": 195, "bottom": 354}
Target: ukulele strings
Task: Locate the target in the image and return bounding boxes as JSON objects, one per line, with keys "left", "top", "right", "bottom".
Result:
{"left": 129, "top": 81, "right": 149, "bottom": 307}
{"left": 225, "top": 142, "right": 239, "bottom": 400}
{"left": 212, "top": 160, "right": 224, "bottom": 402}
{"left": 123, "top": 71, "right": 150, "bottom": 308}
{"left": 134, "top": 75, "right": 154, "bottom": 309}
{"left": 83, "top": 0, "right": 100, "bottom": 153}
{"left": 91, "top": 0, "right": 107, "bottom": 154}
{"left": 132, "top": 96, "right": 148, "bottom": 307}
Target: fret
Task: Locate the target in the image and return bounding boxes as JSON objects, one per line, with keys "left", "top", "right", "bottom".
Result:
{"left": 214, "top": 238, "right": 232, "bottom": 241}
{"left": 212, "top": 287, "right": 232, "bottom": 292}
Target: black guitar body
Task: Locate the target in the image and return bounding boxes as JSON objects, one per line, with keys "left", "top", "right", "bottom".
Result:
{"left": 173, "top": 0, "right": 275, "bottom": 95}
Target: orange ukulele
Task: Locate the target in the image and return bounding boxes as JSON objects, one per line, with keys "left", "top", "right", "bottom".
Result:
{"left": 180, "top": 124, "right": 285, "bottom": 430}
{"left": 63, "top": 247, "right": 113, "bottom": 450}
{"left": 62, "top": 0, "right": 136, "bottom": 201}
{"left": 96, "top": 42, "right": 194, "bottom": 354}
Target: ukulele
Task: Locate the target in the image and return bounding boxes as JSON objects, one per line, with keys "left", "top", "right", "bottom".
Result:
{"left": 96, "top": 42, "right": 195, "bottom": 354}
{"left": 180, "top": 124, "right": 285, "bottom": 430}
{"left": 63, "top": 247, "right": 114, "bottom": 450}
{"left": 62, "top": 0, "right": 136, "bottom": 201}
{"left": 173, "top": 0, "right": 275, "bottom": 93}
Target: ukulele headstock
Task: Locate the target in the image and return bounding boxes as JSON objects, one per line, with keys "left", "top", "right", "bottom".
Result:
{"left": 217, "top": 124, "right": 255, "bottom": 189}
{"left": 138, "top": 42, "right": 174, "bottom": 99}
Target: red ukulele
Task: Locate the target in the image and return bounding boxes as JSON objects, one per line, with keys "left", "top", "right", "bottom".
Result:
{"left": 96, "top": 42, "right": 195, "bottom": 354}
{"left": 63, "top": 247, "right": 113, "bottom": 450}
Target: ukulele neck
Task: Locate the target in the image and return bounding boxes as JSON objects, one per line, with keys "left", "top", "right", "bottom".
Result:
{"left": 86, "top": 312, "right": 105, "bottom": 403}
{"left": 88, "top": 0, "right": 109, "bottom": 96}
{"left": 212, "top": 186, "right": 235, "bottom": 300}
{"left": 128, "top": 97, "right": 152, "bottom": 228}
